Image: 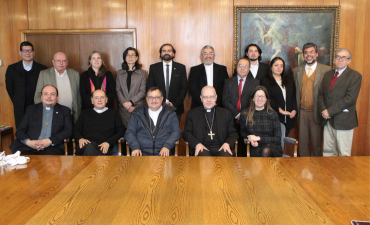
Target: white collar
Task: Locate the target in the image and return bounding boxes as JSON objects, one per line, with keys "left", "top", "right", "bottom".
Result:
{"left": 94, "top": 107, "right": 108, "bottom": 114}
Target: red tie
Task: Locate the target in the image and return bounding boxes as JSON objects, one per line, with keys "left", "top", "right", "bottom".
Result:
{"left": 330, "top": 71, "right": 339, "bottom": 91}
{"left": 237, "top": 79, "right": 243, "bottom": 112}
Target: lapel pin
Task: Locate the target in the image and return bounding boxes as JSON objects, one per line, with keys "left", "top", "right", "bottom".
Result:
{"left": 56, "top": 112, "right": 58, "bottom": 114}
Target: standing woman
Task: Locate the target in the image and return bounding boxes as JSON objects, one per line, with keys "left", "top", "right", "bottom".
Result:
{"left": 80, "top": 51, "right": 115, "bottom": 110}
{"left": 116, "top": 47, "right": 146, "bottom": 127}
{"left": 261, "top": 57, "right": 297, "bottom": 136}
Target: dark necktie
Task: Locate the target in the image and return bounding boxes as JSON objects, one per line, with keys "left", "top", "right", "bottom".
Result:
{"left": 237, "top": 79, "right": 243, "bottom": 112}
{"left": 166, "top": 64, "right": 170, "bottom": 97}
{"left": 334, "top": 71, "right": 339, "bottom": 78}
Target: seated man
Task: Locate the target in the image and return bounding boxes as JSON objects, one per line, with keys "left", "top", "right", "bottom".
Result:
{"left": 183, "top": 86, "right": 238, "bottom": 156}
{"left": 125, "top": 87, "right": 181, "bottom": 156}
{"left": 73, "top": 90, "right": 125, "bottom": 156}
{"left": 9, "top": 85, "right": 72, "bottom": 155}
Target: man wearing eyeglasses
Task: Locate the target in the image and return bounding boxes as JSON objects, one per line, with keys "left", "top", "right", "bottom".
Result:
{"left": 183, "top": 86, "right": 238, "bottom": 156}
{"left": 318, "top": 48, "right": 362, "bottom": 156}
{"left": 5, "top": 41, "right": 47, "bottom": 128}
{"left": 223, "top": 58, "right": 260, "bottom": 156}
{"left": 293, "top": 43, "right": 331, "bottom": 157}
{"left": 125, "top": 87, "right": 181, "bottom": 156}
{"left": 34, "top": 52, "right": 81, "bottom": 123}
{"left": 189, "top": 45, "right": 229, "bottom": 109}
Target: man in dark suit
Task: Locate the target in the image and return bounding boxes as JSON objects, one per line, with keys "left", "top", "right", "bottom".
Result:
{"left": 9, "top": 85, "right": 73, "bottom": 155}
{"left": 293, "top": 43, "right": 331, "bottom": 157}
{"left": 189, "top": 45, "right": 229, "bottom": 108}
{"left": 223, "top": 58, "right": 260, "bottom": 156}
{"left": 183, "top": 86, "right": 238, "bottom": 156}
{"left": 5, "top": 41, "right": 47, "bottom": 128}
{"left": 147, "top": 43, "right": 187, "bottom": 123}
{"left": 318, "top": 48, "right": 362, "bottom": 156}
{"left": 233, "top": 44, "right": 270, "bottom": 81}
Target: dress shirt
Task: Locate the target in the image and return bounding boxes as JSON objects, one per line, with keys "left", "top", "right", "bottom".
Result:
{"left": 335, "top": 66, "right": 347, "bottom": 77}
{"left": 250, "top": 62, "right": 259, "bottom": 78}
{"left": 22, "top": 106, "right": 54, "bottom": 144}
{"left": 305, "top": 61, "right": 317, "bottom": 75}
{"left": 55, "top": 68, "right": 73, "bottom": 113}
{"left": 204, "top": 63, "right": 214, "bottom": 86}
{"left": 162, "top": 61, "right": 173, "bottom": 102}
{"left": 148, "top": 106, "right": 163, "bottom": 126}
{"left": 93, "top": 107, "right": 108, "bottom": 114}
{"left": 235, "top": 76, "right": 246, "bottom": 119}
{"left": 23, "top": 61, "right": 33, "bottom": 71}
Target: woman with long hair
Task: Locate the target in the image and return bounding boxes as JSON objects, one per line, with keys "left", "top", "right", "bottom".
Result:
{"left": 261, "top": 57, "right": 297, "bottom": 136}
{"left": 116, "top": 47, "right": 146, "bottom": 126}
{"left": 80, "top": 51, "right": 115, "bottom": 110}
{"left": 240, "top": 86, "right": 282, "bottom": 157}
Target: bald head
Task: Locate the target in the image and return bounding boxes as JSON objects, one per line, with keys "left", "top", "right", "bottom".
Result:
{"left": 52, "top": 52, "right": 68, "bottom": 75}
{"left": 200, "top": 86, "right": 217, "bottom": 110}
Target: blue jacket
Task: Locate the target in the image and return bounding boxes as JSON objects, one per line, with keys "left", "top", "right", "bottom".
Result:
{"left": 125, "top": 103, "right": 181, "bottom": 155}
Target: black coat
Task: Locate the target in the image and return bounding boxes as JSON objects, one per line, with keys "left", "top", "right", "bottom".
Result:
{"left": 183, "top": 106, "right": 238, "bottom": 156}
{"left": 5, "top": 60, "right": 47, "bottom": 127}
{"left": 233, "top": 62, "right": 270, "bottom": 81}
{"left": 261, "top": 76, "right": 297, "bottom": 130}
{"left": 147, "top": 61, "right": 187, "bottom": 115}
{"left": 9, "top": 103, "right": 73, "bottom": 152}
{"left": 80, "top": 67, "right": 115, "bottom": 110}
{"left": 188, "top": 63, "right": 229, "bottom": 108}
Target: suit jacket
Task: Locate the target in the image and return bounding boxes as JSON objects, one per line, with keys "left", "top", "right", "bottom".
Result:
{"left": 34, "top": 67, "right": 81, "bottom": 123}
{"left": 293, "top": 63, "right": 331, "bottom": 124}
{"left": 116, "top": 69, "right": 147, "bottom": 126}
{"left": 182, "top": 106, "right": 238, "bottom": 156}
{"left": 5, "top": 60, "right": 47, "bottom": 127}
{"left": 222, "top": 75, "right": 260, "bottom": 118}
{"left": 80, "top": 67, "right": 115, "bottom": 110}
{"left": 318, "top": 66, "right": 362, "bottom": 130}
{"left": 9, "top": 103, "right": 73, "bottom": 152}
{"left": 189, "top": 63, "right": 229, "bottom": 108}
{"left": 233, "top": 62, "right": 270, "bottom": 81}
{"left": 147, "top": 61, "right": 187, "bottom": 115}
{"left": 261, "top": 76, "right": 298, "bottom": 130}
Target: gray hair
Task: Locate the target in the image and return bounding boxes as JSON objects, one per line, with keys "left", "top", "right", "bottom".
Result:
{"left": 201, "top": 45, "right": 215, "bottom": 55}
{"left": 336, "top": 48, "right": 352, "bottom": 59}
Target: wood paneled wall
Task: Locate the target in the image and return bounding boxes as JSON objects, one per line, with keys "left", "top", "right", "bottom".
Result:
{"left": 1, "top": 0, "right": 369, "bottom": 155}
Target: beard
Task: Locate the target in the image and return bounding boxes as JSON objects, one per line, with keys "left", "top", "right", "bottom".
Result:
{"left": 305, "top": 59, "right": 316, "bottom": 65}
{"left": 160, "top": 54, "right": 174, "bottom": 61}
{"left": 249, "top": 57, "right": 258, "bottom": 61}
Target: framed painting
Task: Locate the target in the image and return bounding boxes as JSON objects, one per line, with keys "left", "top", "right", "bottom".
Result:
{"left": 234, "top": 6, "right": 340, "bottom": 75}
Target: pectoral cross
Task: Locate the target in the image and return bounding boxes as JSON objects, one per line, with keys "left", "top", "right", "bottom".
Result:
{"left": 208, "top": 131, "right": 215, "bottom": 140}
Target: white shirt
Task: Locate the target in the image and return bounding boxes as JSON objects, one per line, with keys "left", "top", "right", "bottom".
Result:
{"left": 162, "top": 61, "right": 173, "bottom": 102}
{"left": 250, "top": 62, "right": 259, "bottom": 78}
{"left": 335, "top": 66, "right": 347, "bottom": 77}
{"left": 148, "top": 106, "right": 163, "bottom": 126}
{"left": 304, "top": 61, "right": 317, "bottom": 75}
{"left": 55, "top": 68, "right": 73, "bottom": 113}
{"left": 276, "top": 80, "right": 287, "bottom": 122}
{"left": 204, "top": 63, "right": 214, "bottom": 86}
{"left": 23, "top": 61, "right": 33, "bottom": 71}
{"left": 235, "top": 76, "right": 246, "bottom": 119}
{"left": 94, "top": 107, "right": 108, "bottom": 114}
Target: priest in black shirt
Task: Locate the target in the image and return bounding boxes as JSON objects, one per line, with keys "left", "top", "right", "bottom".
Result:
{"left": 183, "top": 86, "right": 238, "bottom": 156}
{"left": 73, "top": 90, "right": 125, "bottom": 156}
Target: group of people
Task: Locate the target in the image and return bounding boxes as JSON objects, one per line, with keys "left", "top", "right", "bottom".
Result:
{"left": 5, "top": 41, "right": 362, "bottom": 157}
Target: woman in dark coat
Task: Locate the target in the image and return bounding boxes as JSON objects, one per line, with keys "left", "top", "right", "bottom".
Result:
{"left": 80, "top": 51, "right": 115, "bottom": 110}
{"left": 261, "top": 57, "right": 297, "bottom": 136}
{"left": 240, "top": 86, "right": 282, "bottom": 157}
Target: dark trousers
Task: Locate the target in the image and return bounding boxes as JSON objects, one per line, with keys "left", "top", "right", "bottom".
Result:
{"left": 298, "top": 109, "right": 323, "bottom": 156}
{"left": 75, "top": 142, "right": 113, "bottom": 156}
{"left": 197, "top": 146, "right": 233, "bottom": 157}
{"left": 21, "top": 146, "right": 64, "bottom": 155}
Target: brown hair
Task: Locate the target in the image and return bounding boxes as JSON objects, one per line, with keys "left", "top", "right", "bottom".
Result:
{"left": 246, "top": 86, "right": 274, "bottom": 125}
{"left": 88, "top": 51, "right": 107, "bottom": 77}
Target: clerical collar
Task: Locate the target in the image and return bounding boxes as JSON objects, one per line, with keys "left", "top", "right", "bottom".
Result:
{"left": 204, "top": 107, "right": 215, "bottom": 113}
{"left": 94, "top": 107, "right": 108, "bottom": 114}
{"left": 43, "top": 105, "right": 54, "bottom": 110}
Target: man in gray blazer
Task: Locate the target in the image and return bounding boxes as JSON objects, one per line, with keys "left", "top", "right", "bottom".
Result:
{"left": 318, "top": 48, "right": 362, "bottom": 156}
{"left": 293, "top": 43, "right": 331, "bottom": 157}
{"left": 34, "top": 52, "right": 81, "bottom": 123}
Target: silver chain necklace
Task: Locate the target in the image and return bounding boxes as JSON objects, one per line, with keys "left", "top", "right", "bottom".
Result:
{"left": 204, "top": 109, "right": 215, "bottom": 140}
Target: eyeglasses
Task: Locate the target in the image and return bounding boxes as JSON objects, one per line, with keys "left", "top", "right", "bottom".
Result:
{"left": 304, "top": 50, "right": 316, "bottom": 54}
{"left": 238, "top": 64, "right": 249, "bottom": 68}
{"left": 335, "top": 55, "right": 349, "bottom": 61}
{"left": 147, "top": 96, "right": 162, "bottom": 101}
{"left": 202, "top": 53, "right": 214, "bottom": 56}
{"left": 254, "top": 95, "right": 266, "bottom": 99}
{"left": 21, "top": 50, "right": 33, "bottom": 53}
{"left": 201, "top": 95, "right": 216, "bottom": 100}
{"left": 127, "top": 55, "right": 137, "bottom": 58}
{"left": 53, "top": 59, "right": 68, "bottom": 64}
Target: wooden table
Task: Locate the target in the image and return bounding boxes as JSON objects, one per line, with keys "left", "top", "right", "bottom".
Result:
{"left": 0, "top": 156, "right": 369, "bottom": 224}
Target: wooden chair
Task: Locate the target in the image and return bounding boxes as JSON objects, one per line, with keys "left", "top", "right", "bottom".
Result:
{"left": 245, "top": 123, "right": 298, "bottom": 157}
{"left": 185, "top": 141, "right": 238, "bottom": 156}
{"left": 125, "top": 141, "right": 179, "bottom": 156}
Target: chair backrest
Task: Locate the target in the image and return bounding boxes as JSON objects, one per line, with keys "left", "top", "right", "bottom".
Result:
{"left": 280, "top": 123, "right": 285, "bottom": 150}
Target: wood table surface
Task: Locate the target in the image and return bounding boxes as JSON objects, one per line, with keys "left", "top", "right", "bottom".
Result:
{"left": 0, "top": 156, "right": 369, "bottom": 225}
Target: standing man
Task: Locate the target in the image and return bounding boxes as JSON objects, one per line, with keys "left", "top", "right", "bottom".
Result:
{"left": 5, "top": 41, "right": 47, "bottom": 128}
{"left": 318, "top": 48, "right": 362, "bottom": 156}
{"left": 233, "top": 44, "right": 270, "bottom": 80}
{"left": 223, "top": 58, "right": 260, "bottom": 156}
{"left": 9, "top": 85, "right": 73, "bottom": 155}
{"left": 293, "top": 43, "right": 331, "bottom": 157}
{"left": 34, "top": 52, "right": 81, "bottom": 123}
{"left": 147, "top": 43, "right": 187, "bottom": 123}
{"left": 189, "top": 45, "right": 229, "bottom": 108}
